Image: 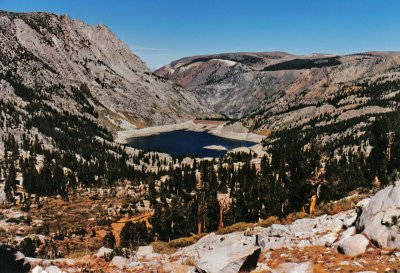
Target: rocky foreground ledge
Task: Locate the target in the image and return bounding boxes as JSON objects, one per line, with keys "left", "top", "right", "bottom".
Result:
{"left": 8, "top": 182, "right": 400, "bottom": 273}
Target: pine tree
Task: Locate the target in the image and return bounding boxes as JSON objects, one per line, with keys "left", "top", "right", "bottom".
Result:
{"left": 120, "top": 221, "right": 148, "bottom": 248}
{"left": 18, "top": 237, "right": 36, "bottom": 257}
{"left": 5, "top": 161, "right": 16, "bottom": 202}
{"left": 53, "top": 165, "right": 67, "bottom": 199}
{"left": 102, "top": 231, "right": 116, "bottom": 249}
{"left": 369, "top": 116, "right": 391, "bottom": 186}
{"left": 205, "top": 165, "right": 220, "bottom": 231}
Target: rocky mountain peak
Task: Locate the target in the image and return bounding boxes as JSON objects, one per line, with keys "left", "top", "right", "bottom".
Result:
{"left": 0, "top": 10, "right": 209, "bottom": 134}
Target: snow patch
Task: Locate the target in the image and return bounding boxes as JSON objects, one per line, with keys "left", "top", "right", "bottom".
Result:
{"left": 203, "top": 145, "right": 227, "bottom": 151}
{"left": 214, "top": 59, "right": 237, "bottom": 67}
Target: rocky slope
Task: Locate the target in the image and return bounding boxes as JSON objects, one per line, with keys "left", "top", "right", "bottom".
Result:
{"left": 156, "top": 51, "right": 400, "bottom": 135}
{"left": 19, "top": 182, "right": 400, "bottom": 272}
{"left": 0, "top": 10, "right": 209, "bottom": 135}
{"left": 155, "top": 51, "right": 299, "bottom": 117}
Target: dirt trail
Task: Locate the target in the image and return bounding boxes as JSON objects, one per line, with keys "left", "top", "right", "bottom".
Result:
{"left": 97, "top": 210, "right": 154, "bottom": 243}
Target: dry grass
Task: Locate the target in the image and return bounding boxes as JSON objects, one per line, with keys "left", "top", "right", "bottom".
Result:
{"left": 150, "top": 241, "right": 177, "bottom": 255}
{"left": 168, "top": 234, "right": 204, "bottom": 248}
{"left": 261, "top": 245, "right": 400, "bottom": 273}
{"left": 282, "top": 211, "right": 309, "bottom": 225}
{"left": 23, "top": 195, "right": 120, "bottom": 258}
{"left": 312, "top": 264, "right": 328, "bottom": 273}
{"left": 258, "top": 216, "right": 281, "bottom": 228}
{"left": 216, "top": 222, "right": 255, "bottom": 235}
{"left": 151, "top": 234, "right": 205, "bottom": 254}
{"left": 181, "top": 257, "right": 196, "bottom": 266}
{"left": 256, "top": 128, "right": 272, "bottom": 136}
{"left": 314, "top": 195, "right": 367, "bottom": 216}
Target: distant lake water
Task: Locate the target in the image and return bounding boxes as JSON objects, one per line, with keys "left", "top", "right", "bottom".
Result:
{"left": 126, "top": 130, "right": 257, "bottom": 158}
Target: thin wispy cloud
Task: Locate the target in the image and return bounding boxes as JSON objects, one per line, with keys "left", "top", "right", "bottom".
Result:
{"left": 138, "top": 53, "right": 174, "bottom": 57}
{"left": 129, "top": 45, "right": 171, "bottom": 52}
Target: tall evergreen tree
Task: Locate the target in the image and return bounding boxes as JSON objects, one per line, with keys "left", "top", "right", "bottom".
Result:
{"left": 102, "top": 231, "right": 116, "bottom": 249}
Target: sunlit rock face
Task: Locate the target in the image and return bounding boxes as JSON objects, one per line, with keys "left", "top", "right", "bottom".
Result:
{"left": 0, "top": 10, "right": 210, "bottom": 132}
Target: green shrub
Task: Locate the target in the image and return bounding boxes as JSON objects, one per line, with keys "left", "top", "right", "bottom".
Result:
{"left": 168, "top": 234, "right": 203, "bottom": 248}
{"left": 6, "top": 217, "right": 20, "bottom": 224}
{"left": 151, "top": 234, "right": 205, "bottom": 254}
{"left": 151, "top": 241, "right": 176, "bottom": 255}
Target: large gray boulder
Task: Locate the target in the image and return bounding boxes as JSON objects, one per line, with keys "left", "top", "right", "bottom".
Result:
{"left": 195, "top": 245, "right": 261, "bottom": 273}
{"left": 297, "top": 239, "right": 311, "bottom": 248}
{"left": 313, "top": 232, "right": 337, "bottom": 247}
{"left": 45, "top": 265, "right": 62, "bottom": 273}
{"left": 338, "top": 234, "right": 369, "bottom": 256}
{"left": 95, "top": 246, "right": 113, "bottom": 257}
{"left": 289, "top": 218, "right": 316, "bottom": 235}
{"left": 337, "top": 226, "right": 356, "bottom": 245}
{"left": 110, "top": 256, "right": 129, "bottom": 270}
{"left": 257, "top": 224, "right": 292, "bottom": 250}
{"left": 137, "top": 245, "right": 154, "bottom": 258}
{"left": 357, "top": 181, "right": 400, "bottom": 248}
{"left": 32, "top": 266, "right": 46, "bottom": 273}
{"left": 268, "top": 224, "right": 291, "bottom": 237}
{"left": 260, "top": 236, "right": 291, "bottom": 250}
{"left": 174, "top": 232, "right": 254, "bottom": 260}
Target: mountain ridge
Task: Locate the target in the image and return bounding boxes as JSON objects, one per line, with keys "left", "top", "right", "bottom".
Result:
{"left": 0, "top": 10, "right": 209, "bottom": 133}
{"left": 155, "top": 51, "right": 400, "bottom": 130}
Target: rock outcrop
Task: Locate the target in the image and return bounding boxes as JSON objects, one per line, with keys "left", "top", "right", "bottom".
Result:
{"left": 95, "top": 247, "right": 113, "bottom": 258}
{"left": 195, "top": 245, "right": 260, "bottom": 273}
{"left": 21, "top": 189, "right": 400, "bottom": 272}
{"left": 338, "top": 234, "right": 370, "bottom": 256}
{"left": 14, "top": 186, "right": 400, "bottom": 272}
{"left": 137, "top": 245, "right": 154, "bottom": 258}
{"left": 357, "top": 181, "right": 400, "bottom": 248}
{"left": 109, "top": 256, "right": 129, "bottom": 270}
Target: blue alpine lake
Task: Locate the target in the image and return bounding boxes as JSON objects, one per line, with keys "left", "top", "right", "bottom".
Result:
{"left": 126, "top": 130, "right": 257, "bottom": 158}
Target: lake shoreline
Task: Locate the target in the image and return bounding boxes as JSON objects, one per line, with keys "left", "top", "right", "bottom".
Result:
{"left": 116, "top": 120, "right": 264, "bottom": 144}
{"left": 123, "top": 128, "right": 259, "bottom": 158}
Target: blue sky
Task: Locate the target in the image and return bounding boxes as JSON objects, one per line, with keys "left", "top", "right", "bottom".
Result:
{"left": 1, "top": 0, "right": 399, "bottom": 70}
